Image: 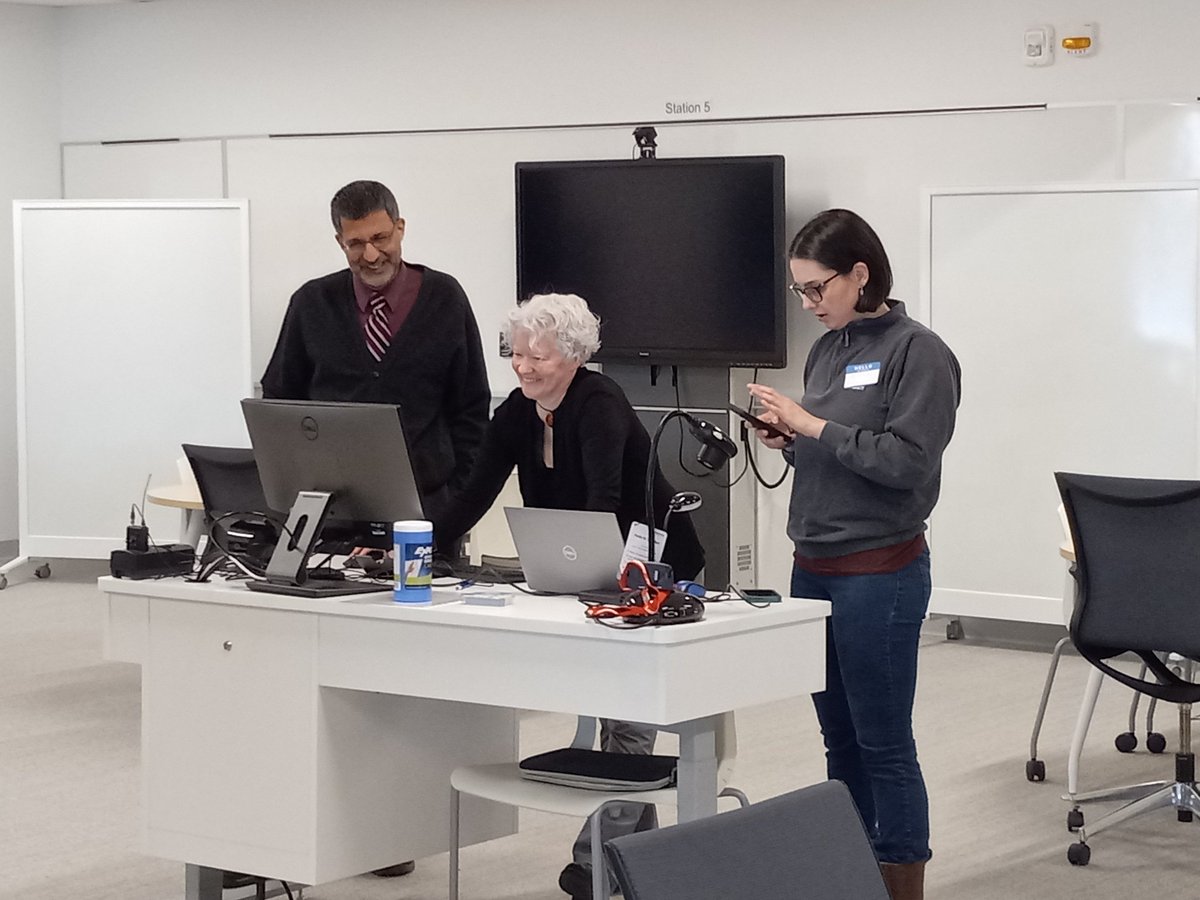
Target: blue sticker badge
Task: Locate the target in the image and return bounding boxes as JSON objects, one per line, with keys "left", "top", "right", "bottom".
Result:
{"left": 844, "top": 361, "right": 881, "bottom": 389}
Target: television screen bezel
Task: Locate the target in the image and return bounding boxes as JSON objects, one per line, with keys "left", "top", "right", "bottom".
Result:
{"left": 514, "top": 154, "right": 788, "bottom": 369}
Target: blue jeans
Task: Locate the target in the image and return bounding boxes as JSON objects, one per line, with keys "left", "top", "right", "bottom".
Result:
{"left": 791, "top": 548, "right": 932, "bottom": 864}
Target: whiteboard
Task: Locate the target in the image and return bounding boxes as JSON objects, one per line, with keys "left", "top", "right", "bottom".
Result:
{"left": 13, "top": 201, "right": 252, "bottom": 558}
{"left": 924, "top": 183, "right": 1200, "bottom": 624}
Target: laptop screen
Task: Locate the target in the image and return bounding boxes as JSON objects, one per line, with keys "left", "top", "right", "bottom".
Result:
{"left": 503, "top": 507, "right": 625, "bottom": 594}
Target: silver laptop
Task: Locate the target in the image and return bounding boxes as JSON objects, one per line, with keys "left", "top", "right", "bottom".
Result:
{"left": 504, "top": 507, "right": 625, "bottom": 594}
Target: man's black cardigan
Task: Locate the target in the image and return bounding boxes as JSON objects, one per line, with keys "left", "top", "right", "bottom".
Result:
{"left": 261, "top": 264, "right": 490, "bottom": 512}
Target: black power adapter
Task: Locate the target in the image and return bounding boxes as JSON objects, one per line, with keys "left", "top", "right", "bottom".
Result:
{"left": 110, "top": 544, "right": 195, "bottom": 579}
{"left": 112, "top": 503, "right": 192, "bottom": 579}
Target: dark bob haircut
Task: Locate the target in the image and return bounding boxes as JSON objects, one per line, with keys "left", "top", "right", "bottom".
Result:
{"left": 329, "top": 180, "right": 400, "bottom": 232}
{"left": 788, "top": 208, "right": 893, "bottom": 313}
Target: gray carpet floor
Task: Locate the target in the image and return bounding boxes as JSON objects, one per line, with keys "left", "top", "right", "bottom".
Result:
{"left": 2, "top": 557, "right": 1199, "bottom": 899}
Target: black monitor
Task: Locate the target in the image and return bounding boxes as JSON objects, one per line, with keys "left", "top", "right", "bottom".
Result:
{"left": 515, "top": 155, "right": 787, "bottom": 368}
{"left": 240, "top": 398, "right": 424, "bottom": 596}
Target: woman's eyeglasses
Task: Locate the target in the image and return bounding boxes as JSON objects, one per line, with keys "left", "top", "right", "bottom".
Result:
{"left": 788, "top": 271, "right": 840, "bottom": 303}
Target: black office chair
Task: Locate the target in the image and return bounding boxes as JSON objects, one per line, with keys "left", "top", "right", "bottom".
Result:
{"left": 181, "top": 444, "right": 278, "bottom": 565}
{"left": 1055, "top": 471, "right": 1200, "bottom": 866}
{"left": 602, "top": 780, "right": 889, "bottom": 900}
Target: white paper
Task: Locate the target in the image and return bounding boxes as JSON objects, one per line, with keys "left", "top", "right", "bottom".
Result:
{"left": 621, "top": 521, "right": 667, "bottom": 572}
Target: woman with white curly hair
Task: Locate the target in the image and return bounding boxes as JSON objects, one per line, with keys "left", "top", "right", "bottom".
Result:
{"left": 435, "top": 292, "right": 704, "bottom": 899}
{"left": 438, "top": 292, "right": 703, "bottom": 580}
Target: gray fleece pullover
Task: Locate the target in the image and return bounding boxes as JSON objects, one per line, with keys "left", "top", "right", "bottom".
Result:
{"left": 783, "top": 301, "right": 961, "bottom": 558}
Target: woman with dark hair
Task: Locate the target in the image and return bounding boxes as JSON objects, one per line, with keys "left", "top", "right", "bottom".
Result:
{"left": 748, "top": 209, "right": 960, "bottom": 900}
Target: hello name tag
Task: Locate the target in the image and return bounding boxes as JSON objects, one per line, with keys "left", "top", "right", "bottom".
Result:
{"left": 844, "top": 361, "right": 881, "bottom": 389}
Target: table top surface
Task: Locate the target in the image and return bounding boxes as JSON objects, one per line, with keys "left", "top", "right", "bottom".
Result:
{"left": 98, "top": 575, "right": 829, "bottom": 645}
{"left": 145, "top": 483, "right": 203, "bottom": 510}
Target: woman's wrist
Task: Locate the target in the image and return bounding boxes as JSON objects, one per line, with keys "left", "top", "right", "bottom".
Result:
{"left": 794, "top": 416, "right": 827, "bottom": 440}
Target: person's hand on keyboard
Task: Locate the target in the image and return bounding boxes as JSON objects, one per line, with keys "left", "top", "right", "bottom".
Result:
{"left": 346, "top": 548, "right": 392, "bottom": 577}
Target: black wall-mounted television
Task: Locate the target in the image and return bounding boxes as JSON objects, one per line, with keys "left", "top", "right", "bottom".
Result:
{"left": 515, "top": 155, "right": 787, "bottom": 368}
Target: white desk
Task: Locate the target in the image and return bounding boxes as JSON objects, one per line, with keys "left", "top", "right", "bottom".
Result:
{"left": 99, "top": 576, "right": 829, "bottom": 897}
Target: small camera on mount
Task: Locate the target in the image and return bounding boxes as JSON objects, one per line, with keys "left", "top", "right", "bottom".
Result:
{"left": 633, "top": 126, "right": 658, "bottom": 160}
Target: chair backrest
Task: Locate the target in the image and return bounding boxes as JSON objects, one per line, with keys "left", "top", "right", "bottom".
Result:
{"left": 603, "top": 780, "right": 888, "bottom": 900}
{"left": 182, "top": 444, "right": 271, "bottom": 519}
{"left": 1055, "top": 471, "right": 1200, "bottom": 703}
{"left": 1056, "top": 502, "right": 1072, "bottom": 553}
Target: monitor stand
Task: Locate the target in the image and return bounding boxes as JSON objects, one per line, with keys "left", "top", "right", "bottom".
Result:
{"left": 246, "top": 490, "right": 392, "bottom": 598}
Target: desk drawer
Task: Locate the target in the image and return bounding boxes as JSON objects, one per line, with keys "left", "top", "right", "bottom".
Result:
{"left": 143, "top": 600, "right": 318, "bottom": 864}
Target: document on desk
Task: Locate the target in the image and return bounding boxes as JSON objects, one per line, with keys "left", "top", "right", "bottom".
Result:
{"left": 622, "top": 522, "right": 666, "bottom": 569}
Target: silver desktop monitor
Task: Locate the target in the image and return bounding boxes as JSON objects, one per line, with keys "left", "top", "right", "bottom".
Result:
{"left": 240, "top": 398, "right": 424, "bottom": 595}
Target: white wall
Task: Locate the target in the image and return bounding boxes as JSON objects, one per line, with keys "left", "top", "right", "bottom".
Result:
{"left": 0, "top": 5, "right": 60, "bottom": 543}
{"left": 56, "top": 0, "right": 1200, "bottom": 142}
{"left": 7, "top": 0, "right": 1200, "bottom": 566}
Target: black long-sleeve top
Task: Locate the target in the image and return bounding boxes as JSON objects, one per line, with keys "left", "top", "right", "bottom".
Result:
{"left": 436, "top": 368, "right": 705, "bottom": 580}
{"left": 261, "top": 265, "right": 490, "bottom": 511}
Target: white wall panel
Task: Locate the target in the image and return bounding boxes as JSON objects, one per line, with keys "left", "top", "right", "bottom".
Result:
{"left": 56, "top": 0, "right": 1200, "bottom": 144}
{"left": 927, "top": 185, "right": 1200, "bottom": 624}
{"left": 0, "top": 4, "right": 60, "bottom": 543}
{"left": 1123, "top": 103, "right": 1200, "bottom": 182}
{"left": 14, "top": 202, "right": 252, "bottom": 559}
{"left": 63, "top": 141, "right": 225, "bottom": 199}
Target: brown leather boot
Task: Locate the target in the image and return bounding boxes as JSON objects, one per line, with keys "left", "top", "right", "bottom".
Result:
{"left": 879, "top": 861, "right": 925, "bottom": 900}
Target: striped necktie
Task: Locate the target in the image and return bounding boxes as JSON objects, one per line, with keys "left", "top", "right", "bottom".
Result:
{"left": 365, "top": 291, "right": 391, "bottom": 362}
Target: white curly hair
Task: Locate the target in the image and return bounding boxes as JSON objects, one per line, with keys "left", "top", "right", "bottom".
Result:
{"left": 504, "top": 293, "right": 601, "bottom": 363}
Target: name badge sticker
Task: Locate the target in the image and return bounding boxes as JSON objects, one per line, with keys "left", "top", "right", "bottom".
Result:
{"left": 844, "top": 361, "right": 881, "bottom": 389}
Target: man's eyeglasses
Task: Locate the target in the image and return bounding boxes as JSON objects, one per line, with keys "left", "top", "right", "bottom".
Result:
{"left": 341, "top": 224, "right": 398, "bottom": 259}
{"left": 788, "top": 271, "right": 840, "bottom": 303}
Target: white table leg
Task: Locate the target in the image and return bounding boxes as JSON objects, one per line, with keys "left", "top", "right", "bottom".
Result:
{"left": 184, "top": 863, "right": 223, "bottom": 900}
{"left": 181, "top": 509, "right": 204, "bottom": 548}
{"left": 673, "top": 715, "right": 719, "bottom": 822}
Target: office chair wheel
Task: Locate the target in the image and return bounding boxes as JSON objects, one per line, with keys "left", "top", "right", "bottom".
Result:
{"left": 34, "top": 564, "right": 50, "bottom": 579}
{"left": 1067, "top": 842, "right": 1091, "bottom": 866}
{"left": 1179, "top": 810, "right": 1194, "bottom": 823}
{"left": 1025, "top": 758, "right": 1046, "bottom": 782}
{"left": 0, "top": 574, "right": 6, "bottom": 590}
{"left": 1067, "top": 808, "right": 1084, "bottom": 831}
{"left": 945, "top": 619, "right": 965, "bottom": 640}
{"left": 1146, "top": 731, "right": 1167, "bottom": 753}
{"left": 1114, "top": 731, "right": 1138, "bottom": 753}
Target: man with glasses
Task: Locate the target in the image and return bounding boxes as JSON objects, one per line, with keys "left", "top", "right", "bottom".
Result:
{"left": 261, "top": 180, "right": 489, "bottom": 879}
{"left": 262, "top": 179, "right": 490, "bottom": 541}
